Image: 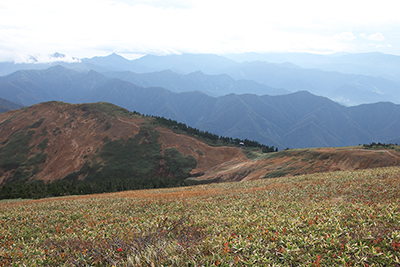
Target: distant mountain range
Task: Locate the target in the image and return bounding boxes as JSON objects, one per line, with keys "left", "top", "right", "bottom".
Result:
{"left": 1, "top": 65, "right": 400, "bottom": 149}
{"left": 224, "top": 60, "right": 400, "bottom": 106}
{"left": 225, "top": 52, "right": 400, "bottom": 81}
{"left": 1, "top": 52, "right": 400, "bottom": 106}
{"left": 0, "top": 97, "right": 23, "bottom": 113}
{"left": 102, "top": 70, "right": 289, "bottom": 97}
{"left": 0, "top": 66, "right": 287, "bottom": 105}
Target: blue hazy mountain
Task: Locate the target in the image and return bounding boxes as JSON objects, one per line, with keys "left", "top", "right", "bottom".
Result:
{"left": 224, "top": 52, "right": 400, "bottom": 81}
{"left": 223, "top": 60, "right": 400, "bottom": 106}
{"left": 67, "top": 79, "right": 400, "bottom": 149}
{"left": 102, "top": 70, "right": 289, "bottom": 97}
{"left": 1, "top": 52, "right": 400, "bottom": 106}
{"left": 1, "top": 65, "right": 399, "bottom": 149}
{"left": 0, "top": 97, "right": 24, "bottom": 113}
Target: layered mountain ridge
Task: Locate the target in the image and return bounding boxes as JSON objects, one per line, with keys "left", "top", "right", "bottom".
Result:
{"left": 2, "top": 52, "right": 400, "bottom": 106}
{"left": 1, "top": 66, "right": 400, "bottom": 149}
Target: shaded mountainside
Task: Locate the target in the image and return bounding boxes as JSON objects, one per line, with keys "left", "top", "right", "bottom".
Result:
{"left": 102, "top": 70, "right": 289, "bottom": 97}
{"left": 84, "top": 81, "right": 400, "bottom": 149}
{"left": 0, "top": 65, "right": 288, "bottom": 104}
{"left": 71, "top": 52, "right": 400, "bottom": 105}
{"left": 2, "top": 66, "right": 400, "bottom": 149}
{"left": 0, "top": 97, "right": 24, "bottom": 113}
{"left": 225, "top": 60, "right": 400, "bottom": 106}
{"left": 0, "top": 66, "right": 110, "bottom": 106}
{"left": 2, "top": 52, "right": 400, "bottom": 106}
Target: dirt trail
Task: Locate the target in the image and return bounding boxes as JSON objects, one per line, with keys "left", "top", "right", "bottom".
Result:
{"left": 117, "top": 117, "right": 140, "bottom": 128}
{"left": 351, "top": 148, "right": 400, "bottom": 159}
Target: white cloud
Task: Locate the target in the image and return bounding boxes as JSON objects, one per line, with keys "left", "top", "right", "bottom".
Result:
{"left": 112, "top": 0, "right": 195, "bottom": 9}
{"left": 360, "top": 33, "right": 385, "bottom": 41}
{"left": 1, "top": 0, "right": 400, "bottom": 62}
{"left": 368, "top": 33, "right": 385, "bottom": 41}
{"left": 334, "top": 32, "right": 357, "bottom": 41}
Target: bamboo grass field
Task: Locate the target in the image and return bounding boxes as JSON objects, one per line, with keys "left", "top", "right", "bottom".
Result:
{"left": 1, "top": 166, "right": 400, "bottom": 266}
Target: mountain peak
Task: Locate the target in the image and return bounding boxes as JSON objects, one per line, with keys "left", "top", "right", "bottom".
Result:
{"left": 86, "top": 53, "right": 130, "bottom": 62}
{"left": 107, "top": 53, "right": 128, "bottom": 60}
{"left": 51, "top": 52, "right": 66, "bottom": 59}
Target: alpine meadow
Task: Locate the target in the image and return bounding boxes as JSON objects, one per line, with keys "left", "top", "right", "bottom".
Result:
{"left": 1, "top": 51, "right": 400, "bottom": 266}
{"left": 4, "top": 0, "right": 400, "bottom": 264}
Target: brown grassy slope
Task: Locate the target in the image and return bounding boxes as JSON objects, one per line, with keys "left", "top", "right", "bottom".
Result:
{"left": 0, "top": 102, "right": 139, "bottom": 183}
{"left": 192, "top": 146, "right": 400, "bottom": 183}
{"left": 156, "top": 126, "right": 247, "bottom": 174}
{"left": 0, "top": 102, "right": 246, "bottom": 184}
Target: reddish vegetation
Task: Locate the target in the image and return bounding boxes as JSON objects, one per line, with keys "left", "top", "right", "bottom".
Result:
{"left": 0, "top": 176, "right": 292, "bottom": 208}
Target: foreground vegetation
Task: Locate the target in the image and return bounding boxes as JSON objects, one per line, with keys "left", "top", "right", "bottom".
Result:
{"left": 1, "top": 166, "right": 400, "bottom": 266}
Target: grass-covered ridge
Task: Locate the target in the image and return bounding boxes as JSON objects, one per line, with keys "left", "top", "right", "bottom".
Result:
{"left": 0, "top": 117, "right": 48, "bottom": 184}
{"left": 1, "top": 166, "right": 399, "bottom": 266}
{"left": 80, "top": 102, "right": 141, "bottom": 119}
{"left": 0, "top": 102, "right": 196, "bottom": 198}
{"left": 0, "top": 101, "right": 278, "bottom": 199}
{"left": 0, "top": 124, "right": 198, "bottom": 199}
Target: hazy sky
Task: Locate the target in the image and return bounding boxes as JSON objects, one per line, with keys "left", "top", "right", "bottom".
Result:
{"left": 1, "top": 0, "right": 399, "bottom": 62}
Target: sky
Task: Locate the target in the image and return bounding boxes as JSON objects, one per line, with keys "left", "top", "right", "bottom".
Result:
{"left": 0, "top": 0, "right": 400, "bottom": 62}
